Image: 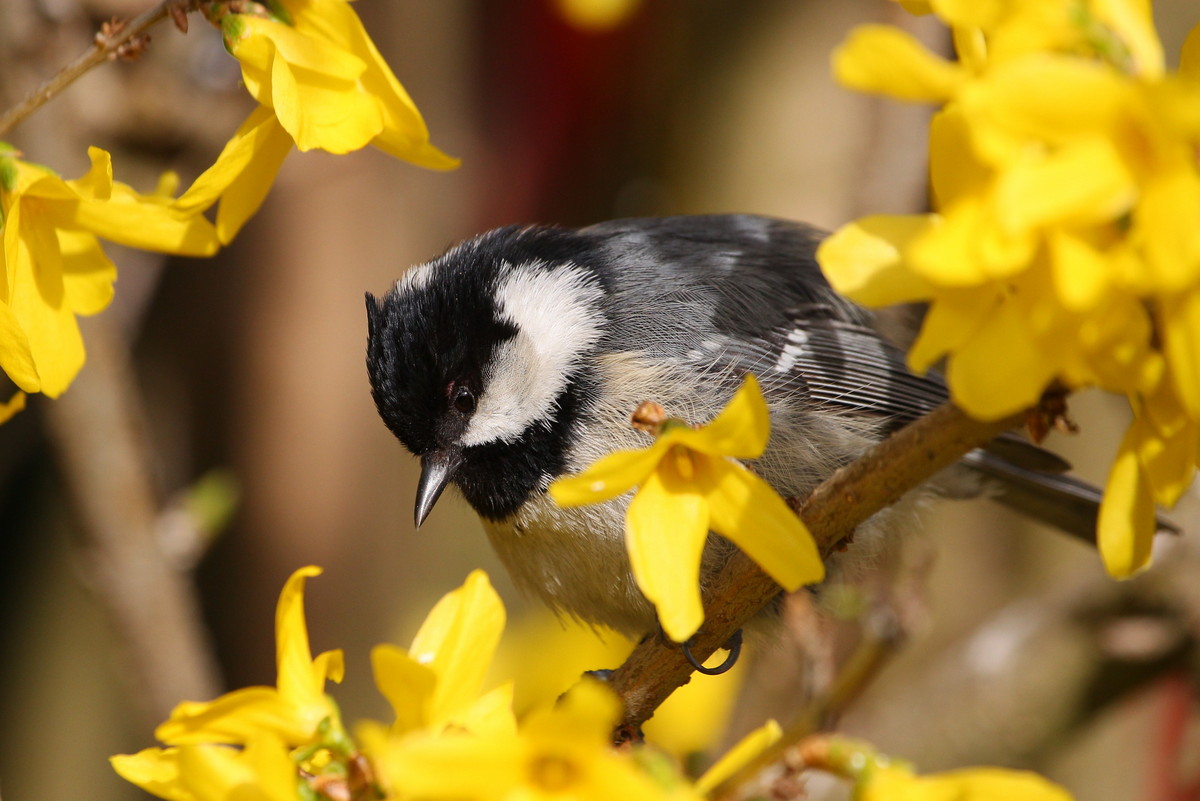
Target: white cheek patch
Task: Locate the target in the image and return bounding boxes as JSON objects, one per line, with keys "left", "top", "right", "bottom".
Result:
{"left": 460, "top": 262, "right": 605, "bottom": 446}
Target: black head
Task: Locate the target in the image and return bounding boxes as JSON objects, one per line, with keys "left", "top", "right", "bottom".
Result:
{"left": 365, "top": 225, "right": 608, "bottom": 523}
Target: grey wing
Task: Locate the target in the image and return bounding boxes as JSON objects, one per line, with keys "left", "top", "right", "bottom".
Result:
{"left": 585, "top": 214, "right": 1176, "bottom": 541}
{"left": 719, "top": 314, "right": 1076, "bottom": 469}
{"left": 715, "top": 314, "right": 949, "bottom": 429}
{"left": 586, "top": 214, "right": 1069, "bottom": 469}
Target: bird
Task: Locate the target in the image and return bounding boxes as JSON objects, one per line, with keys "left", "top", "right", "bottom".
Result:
{"left": 364, "top": 214, "right": 1125, "bottom": 640}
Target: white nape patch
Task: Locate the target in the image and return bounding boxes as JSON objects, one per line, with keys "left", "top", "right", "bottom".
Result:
{"left": 460, "top": 262, "right": 605, "bottom": 447}
{"left": 772, "top": 328, "right": 809, "bottom": 373}
{"left": 395, "top": 261, "right": 437, "bottom": 292}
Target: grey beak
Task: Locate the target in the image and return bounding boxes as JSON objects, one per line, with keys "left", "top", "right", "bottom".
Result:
{"left": 415, "top": 448, "right": 462, "bottom": 528}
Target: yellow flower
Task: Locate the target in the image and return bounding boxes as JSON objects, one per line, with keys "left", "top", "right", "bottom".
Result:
{"left": 113, "top": 566, "right": 364, "bottom": 801}
{"left": 370, "top": 569, "right": 516, "bottom": 738}
{"left": 693, "top": 720, "right": 782, "bottom": 796}
{"left": 354, "top": 571, "right": 517, "bottom": 797}
{"left": 0, "top": 146, "right": 218, "bottom": 399}
{"left": 805, "top": 737, "right": 1075, "bottom": 801}
{"left": 385, "top": 680, "right": 700, "bottom": 801}
{"left": 860, "top": 764, "right": 1074, "bottom": 801}
{"left": 176, "top": 1, "right": 458, "bottom": 246}
{"left": 112, "top": 734, "right": 298, "bottom": 801}
{"left": 489, "top": 609, "right": 748, "bottom": 758}
{"left": 171, "top": 106, "right": 293, "bottom": 245}
{"left": 154, "top": 566, "right": 345, "bottom": 747}
{"left": 549, "top": 375, "right": 824, "bottom": 643}
{"left": 212, "top": 0, "right": 457, "bottom": 166}
{"left": 0, "top": 391, "right": 25, "bottom": 424}
{"left": 821, "top": 1, "right": 1200, "bottom": 577}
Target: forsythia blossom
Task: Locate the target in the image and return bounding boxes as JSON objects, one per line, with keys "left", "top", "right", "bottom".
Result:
{"left": 0, "top": 145, "right": 217, "bottom": 406}
{"left": 858, "top": 765, "right": 1075, "bottom": 801}
{"left": 549, "top": 374, "right": 824, "bottom": 643}
{"left": 802, "top": 736, "right": 1076, "bottom": 801}
{"left": 111, "top": 568, "right": 785, "bottom": 801}
{"left": 818, "top": 0, "right": 1200, "bottom": 578}
{"left": 113, "top": 569, "right": 1078, "bottom": 801}
{"left": 111, "top": 566, "right": 357, "bottom": 801}
{"left": 490, "top": 610, "right": 748, "bottom": 757}
{"left": 385, "top": 681, "right": 702, "bottom": 801}
{"left": 176, "top": 0, "right": 459, "bottom": 244}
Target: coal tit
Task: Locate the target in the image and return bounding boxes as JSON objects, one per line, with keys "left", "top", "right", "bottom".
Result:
{"left": 365, "top": 214, "right": 1106, "bottom": 637}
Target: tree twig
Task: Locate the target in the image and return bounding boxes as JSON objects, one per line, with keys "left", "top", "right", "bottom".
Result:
{"left": 44, "top": 314, "right": 221, "bottom": 726}
{"left": 0, "top": 0, "right": 199, "bottom": 138}
{"left": 710, "top": 611, "right": 906, "bottom": 800}
{"left": 608, "top": 401, "right": 1026, "bottom": 730}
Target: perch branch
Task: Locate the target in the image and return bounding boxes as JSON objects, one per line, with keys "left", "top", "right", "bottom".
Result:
{"left": 608, "top": 401, "right": 1026, "bottom": 730}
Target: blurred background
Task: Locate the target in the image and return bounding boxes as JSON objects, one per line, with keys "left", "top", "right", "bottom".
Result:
{"left": 1, "top": 1, "right": 1199, "bottom": 799}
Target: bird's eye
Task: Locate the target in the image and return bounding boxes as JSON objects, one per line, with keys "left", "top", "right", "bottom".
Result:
{"left": 453, "top": 386, "right": 476, "bottom": 415}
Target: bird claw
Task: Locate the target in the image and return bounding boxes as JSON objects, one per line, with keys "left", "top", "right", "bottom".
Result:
{"left": 681, "top": 629, "right": 743, "bottom": 675}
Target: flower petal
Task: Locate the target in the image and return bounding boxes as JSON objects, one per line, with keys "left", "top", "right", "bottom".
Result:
{"left": 64, "top": 191, "right": 219, "bottom": 257}
{"left": 0, "top": 390, "right": 26, "bottom": 424}
{"left": 63, "top": 146, "right": 114, "bottom": 201}
{"left": 154, "top": 686, "right": 311, "bottom": 746}
{"left": 176, "top": 736, "right": 296, "bottom": 801}
{"left": 286, "top": 0, "right": 460, "bottom": 169}
{"left": 674, "top": 374, "right": 769, "bottom": 459}
{"left": 706, "top": 459, "right": 824, "bottom": 591}
{"left": 1048, "top": 229, "right": 1111, "bottom": 311}
{"left": 833, "top": 25, "right": 965, "bottom": 102}
{"left": 7, "top": 202, "right": 86, "bottom": 397}
{"left": 267, "top": 42, "right": 383, "bottom": 154}
{"left": 817, "top": 214, "right": 937, "bottom": 307}
{"left": 1160, "top": 287, "right": 1200, "bottom": 418}
{"left": 550, "top": 440, "right": 668, "bottom": 506}
{"left": 371, "top": 644, "right": 436, "bottom": 734}
{"left": 995, "top": 138, "right": 1135, "bottom": 231}
{"left": 945, "top": 294, "right": 1060, "bottom": 420}
{"left": 1182, "top": 23, "right": 1200, "bottom": 82}
{"left": 907, "top": 287, "right": 990, "bottom": 374}
{"left": 865, "top": 765, "right": 1075, "bottom": 801}
{"left": 1097, "top": 417, "right": 1157, "bottom": 578}
{"left": 695, "top": 720, "right": 782, "bottom": 796}
{"left": 380, "top": 732, "right": 525, "bottom": 799}
{"left": 58, "top": 229, "right": 115, "bottom": 315}
{"left": 173, "top": 107, "right": 293, "bottom": 245}
{"left": 626, "top": 461, "right": 709, "bottom": 643}
{"left": 408, "top": 570, "right": 506, "bottom": 725}
{"left": 275, "top": 566, "right": 341, "bottom": 713}
{"left": 0, "top": 300, "right": 39, "bottom": 393}
{"left": 235, "top": 16, "right": 366, "bottom": 79}
{"left": 110, "top": 748, "right": 194, "bottom": 801}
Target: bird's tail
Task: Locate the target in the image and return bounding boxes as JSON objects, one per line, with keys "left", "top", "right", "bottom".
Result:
{"left": 963, "top": 450, "right": 1180, "bottom": 543}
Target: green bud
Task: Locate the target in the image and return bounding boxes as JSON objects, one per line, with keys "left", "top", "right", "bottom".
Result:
{"left": 0, "top": 156, "right": 16, "bottom": 194}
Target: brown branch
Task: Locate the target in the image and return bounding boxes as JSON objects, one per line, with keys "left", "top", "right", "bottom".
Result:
{"left": 0, "top": 1, "right": 201, "bottom": 138}
{"left": 44, "top": 314, "right": 221, "bottom": 726}
{"left": 608, "top": 401, "right": 1026, "bottom": 730}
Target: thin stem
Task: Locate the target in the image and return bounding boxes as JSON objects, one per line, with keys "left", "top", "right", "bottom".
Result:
{"left": 45, "top": 313, "right": 222, "bottom": 726}
{"left": 0, "top": 1, "right": 196, "bottom": 138}
{"left": 709, "top": 614, "right": 905, "bottom": 800}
